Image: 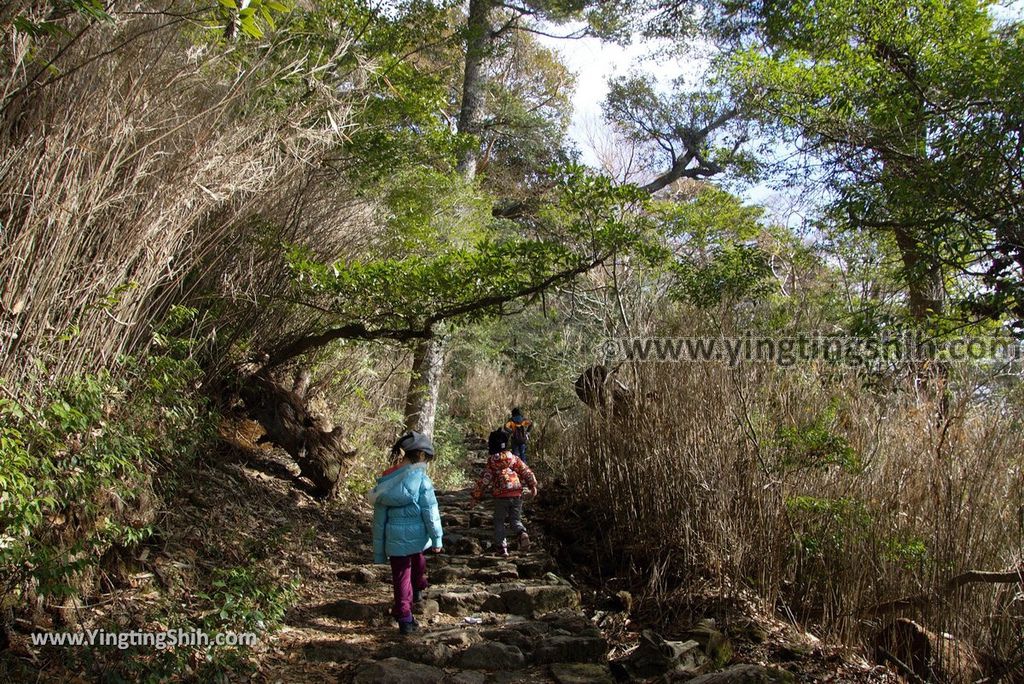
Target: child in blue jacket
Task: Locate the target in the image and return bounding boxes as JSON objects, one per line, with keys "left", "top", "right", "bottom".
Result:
{"left": 369, "top": 431, "right": 443, "bottom": 635}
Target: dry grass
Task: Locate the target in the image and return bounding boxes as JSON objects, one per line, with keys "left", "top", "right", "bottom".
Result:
{"left": 448, "top": 361, "right": 526, "bottom": 435}
{"left": 0, "top": 9, "right": 412, "bottom": 623}
{"left": 551, "top": 357, "right": 1024, "bottom": 664}
{"left": 0, "top": 8, "right": 374, "bottom": 392}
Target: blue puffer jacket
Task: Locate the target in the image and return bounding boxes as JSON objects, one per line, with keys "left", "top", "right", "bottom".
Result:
{"left": 369, "top": 462, "right": 443, "bottom": 564}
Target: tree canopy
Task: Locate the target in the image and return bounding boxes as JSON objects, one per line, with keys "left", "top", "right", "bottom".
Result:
{"left": 723, "top": 0, "right": 1024, "bottom": 329}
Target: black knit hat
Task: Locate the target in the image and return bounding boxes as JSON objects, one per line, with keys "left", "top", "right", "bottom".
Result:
{"left": 393, "top": 431, "right": 435, "bottom": 457}
{"left": 487, "top": 429, "right": 508, "bottom": 454}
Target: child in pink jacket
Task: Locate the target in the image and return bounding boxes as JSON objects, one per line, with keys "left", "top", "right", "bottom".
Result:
{"left": 472, "top": 429, "right": 539, "bottom": 556}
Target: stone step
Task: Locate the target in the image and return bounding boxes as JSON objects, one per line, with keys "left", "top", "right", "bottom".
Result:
{"left": 455, "top": 641, "right": 526, "bottom": 670}
{"left": 429, "top": 555, "right": 553, "bottom": 582}
{"left": 433, "top": 562, "right": 519, "bottom": 584}
{"left": 373, "top": 619, "right": 609, "bottom": 670}
{"left": 353, "top": 657, "right": 616, "bottom": 684}
{"left": 353, "top": 485, "right": 604, "bottom": 684}
{"left": 423, "top": 580, "right": 579, "bottom": 618}
{"left": 550, "top": 663, "right": 616, "bottom": 684}
{"left": 353, "top": 657, "right": 445, "bottom": 683}
{"left": 442, "top": 513, "right": 470, "bottom": 527}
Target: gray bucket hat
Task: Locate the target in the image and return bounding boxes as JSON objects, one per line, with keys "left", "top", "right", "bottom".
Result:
{"left": 393, "top": 431, "right": 435, "bottom": 457}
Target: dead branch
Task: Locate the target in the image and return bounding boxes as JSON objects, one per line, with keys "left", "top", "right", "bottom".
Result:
{"left": 863, "top": 566, "right": 1024, "bottom": 617}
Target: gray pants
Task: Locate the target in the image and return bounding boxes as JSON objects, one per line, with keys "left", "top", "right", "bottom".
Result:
{"left": 493, "top": 497, "right": 525, "bottom": 549}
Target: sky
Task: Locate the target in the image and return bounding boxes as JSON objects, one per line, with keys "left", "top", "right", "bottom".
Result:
{"left": 535, "top": 33, "right": 657, "bottom": 166}
{"left": 535, "top": 31, "right": 692, "bottom": 169}
{"left": 537, "top": 31, "right": 808, "bottom": 229}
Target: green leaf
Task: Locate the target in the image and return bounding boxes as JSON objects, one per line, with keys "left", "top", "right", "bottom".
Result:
{"left": 260, "top": 6, "right": 275, "bottom": 30}
{"left": 240, "top": 16, "right": 263, "bottom": 38}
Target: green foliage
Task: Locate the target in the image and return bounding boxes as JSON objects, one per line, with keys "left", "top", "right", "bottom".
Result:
{"left": 216, "top": 0, "right": 293, "bottom": 39}
{"left": 603, "top": 73, "right": 758, "bottom": 182}
{"left": 274, "top": 1, "right": 462, "bottom": 180}
{"left": 11, "top": 0, "right": 112, "bottom": 37}
{"left": 379, "top": 168, "right": 493, "bottom": 253}
{"left": 882, "top": 535, "right": 929, "bottom": 570}
{"left": 200, "top": 565, "right": 298, "bottom": 632}
{"left": 0, "top": 314, "right": 214, "bottom": 606}
{"left": 285, "top": 165, "right": 651, "bottom": 335}
{"left": 785, "top": 495, "right": 872, "bottom": 557}
{"left": 652, "top": 186, "right": 776, "bottom": 307}
{"left": 672, "top": 244, "right": 774, "bottom": 307}
{"left": 430, "top": 412, "right": 470, "bottom": 490}
{"left": 653, "top": 185, "right": 764, "bottom": 245}
{"left": 727, "top": 0, "right": 1024, "bottom": 328}
{"left": 774, "top": 410, "right": 861, "bottom": 474}
{"left": 1, "top": 374, "right": 144, "bottom": 598}
{"left": 479, "top": 31, "right": 577, "bottom": 195}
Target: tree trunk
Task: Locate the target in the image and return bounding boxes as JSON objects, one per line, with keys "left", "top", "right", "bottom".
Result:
{"left": 403, "top": 331, "right": 446, "bottom": 438}
{"left": 238, "top": 369, "right": 354, "bottom": 498}
{"left": 893, "top": 225, "right": 944, "bottom": 321}
{"left": 875, "top": 41, "right": 945, "bottom": 325}
{"left": 455, "top": 0, "right": 493, "bottom": 179}
{"left": 397, "top": 0, "right": 493, "bottom": 435}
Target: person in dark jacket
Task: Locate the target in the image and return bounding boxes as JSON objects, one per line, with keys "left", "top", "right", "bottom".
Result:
{"left": 369, "top": 431, "right": 443, "bottom": 635}
{"left": 472, "top": 429, "right": 538, "bottom": 556}
{"left": 503, "top": 407, "right": 533, "bottom": 462}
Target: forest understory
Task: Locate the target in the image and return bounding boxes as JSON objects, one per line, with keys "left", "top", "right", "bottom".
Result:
{"left": 3, "top": 432, "right": 912, "bottom": 683}
{"left": 3, "top": 0, "right": 1023, "bottom": 681}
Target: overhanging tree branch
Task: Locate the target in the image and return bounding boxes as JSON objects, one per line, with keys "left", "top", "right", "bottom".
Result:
{"left": 267, "top": 323, "right": 433, "bottom": 369}
{"left": 428, "top": 251, "right": 613, "bottom": 323}
{"left": 266, "top": 252, "right": 615, "bottom": 368}
{"left": 861, "top": 565, "right": 1024, "bottom": 617}
{"left": 641, "top": 107, "right": 739, "bottom": 193}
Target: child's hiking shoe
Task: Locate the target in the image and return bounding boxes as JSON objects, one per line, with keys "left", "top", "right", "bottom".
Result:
{"left": 518, "top": 531, "right": 531, "bottom": 552}
{"left": 398, "top": 618, "right": 419, "bottom": 635}
{"left": 498, "top": 544, "right": 509, "bottom": 558}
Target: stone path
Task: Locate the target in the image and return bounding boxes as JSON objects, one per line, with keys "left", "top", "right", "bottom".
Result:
{"left": 280, "top": 452, "right": 816, "bottom": 684}
{"left": 346, "top": 480, "right": 616, "bottom": 684}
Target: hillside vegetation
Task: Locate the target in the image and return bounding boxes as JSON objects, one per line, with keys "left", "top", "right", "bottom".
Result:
{"left": 1, "top": 0, "right": 1022, "bottom": 681}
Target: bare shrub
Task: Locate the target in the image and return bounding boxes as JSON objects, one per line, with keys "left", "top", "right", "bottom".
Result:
{"left": 0, "top": 8, "right": 370, "bottom": 391}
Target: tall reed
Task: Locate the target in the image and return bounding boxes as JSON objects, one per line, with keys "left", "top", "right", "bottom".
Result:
{"left": 0, "top": 8, "right": 367, "bottom": 391}
{"left": 553, "top": 357, "right": 1024, "bottom": 661}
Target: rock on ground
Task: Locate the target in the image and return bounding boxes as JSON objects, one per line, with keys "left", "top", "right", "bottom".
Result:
{"left": 352, "top": 657, "right": 446, "bottom": 684}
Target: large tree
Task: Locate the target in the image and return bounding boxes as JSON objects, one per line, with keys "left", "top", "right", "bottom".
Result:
{"left": 262, "top": 167, "right": 651, "bottom": 480}
{"left": 722, "top": 0, "right": 1024, "bottom": 329}
{"left": 402, "top": 0, "right": 619, "bottom": 437}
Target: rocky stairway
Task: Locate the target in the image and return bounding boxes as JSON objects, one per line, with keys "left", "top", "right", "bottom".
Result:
{"left": 316, "top": 459, "right": 805, "bottom": 684}
{"left": 347, "top": 484, "right": 616, "bottom": 684}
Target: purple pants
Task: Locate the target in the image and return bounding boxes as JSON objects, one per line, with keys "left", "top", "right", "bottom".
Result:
{"left": 389, "top": 552, "right": 428, "bottom": 621}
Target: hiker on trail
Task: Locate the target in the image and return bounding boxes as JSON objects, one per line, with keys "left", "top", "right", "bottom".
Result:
{"left": 368, "top": 431, "right": 443, "bottom": 635}
{"left": 503, "top": 407, "right": 533, "bottom": 462}
{"left": 471, "top": 428, "right": 538, "bottom": 557}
